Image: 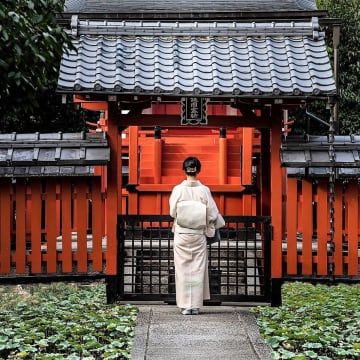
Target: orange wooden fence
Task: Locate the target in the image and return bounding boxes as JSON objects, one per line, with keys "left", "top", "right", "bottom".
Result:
{"left": 281, "top": 178, "right": 360, "bottom": 277}
{"left": 1, "top": 131, "right": 359, "bottom": 282}
{"left": 0, "top": 177, "right": 108, "bottom": 276}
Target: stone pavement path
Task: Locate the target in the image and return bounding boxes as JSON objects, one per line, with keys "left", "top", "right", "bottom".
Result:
{"left": 131, "top": 305, "right": 273, "bottom": 360}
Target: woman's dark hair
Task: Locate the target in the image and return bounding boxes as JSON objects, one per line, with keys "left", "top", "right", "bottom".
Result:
{"left": 182, "top": 157, "right": 201, "bottom": 176}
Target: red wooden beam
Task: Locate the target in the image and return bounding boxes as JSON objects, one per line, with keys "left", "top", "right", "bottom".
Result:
{"left": 117, "top": 114, "right": 271, "bottom": 128}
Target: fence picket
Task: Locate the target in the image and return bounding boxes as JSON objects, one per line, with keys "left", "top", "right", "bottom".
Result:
{"left": 75, "top": 181, "right": 88, "bottom": 272}
{"left": 346, "top": 181, "right": 359, "bottom": 275}
{"left": 15, "top": 180, "right": 26, "bottom": 274}
{"left": 61, "top": 179, "right": 73, "bottom": 273}
{"left": 0, "top": 174, "right": 358, "bottom": 280}
{"left": 286, "top": 178, "right": 298, "bottom": 274}
{"left": 284, "top": 178, "right": 360, "bottom": 278}
{"left": 334, "top": 183, "right": 344, "bottom": 276}
{"left": 30, "top": 180, "right": 42, "bottom": 274}
{"left": 316, "top": 179, "right": 328, "bottom": 275}
{"left": 91, "top": 179, "right": 104, "bottom": 271}
{"left": 302, "top": 179, "right": 313, "bottom": 275}
{"left": 45, "top": 179, "right": 57, "bottom": 273}
{"left": 0, "top": 180, "right": 11, "bottom": 274}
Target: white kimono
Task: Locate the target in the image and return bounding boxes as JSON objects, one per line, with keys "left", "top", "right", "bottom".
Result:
{"left": 169, "top": 180, "right": 219, "bottom": 309}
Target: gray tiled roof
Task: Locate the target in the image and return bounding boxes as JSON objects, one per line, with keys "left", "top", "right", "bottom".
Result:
{"left": 57, "top": 18, "right": 336, "bottom": 97}
{"left": 281, "top": 135, "right": 360, "bottom": 170}
{"left": 63, "top": 0, "right": 318, "bottom": 14}
{"left": 0, "top": 132, "right": 109, "bottom": 177}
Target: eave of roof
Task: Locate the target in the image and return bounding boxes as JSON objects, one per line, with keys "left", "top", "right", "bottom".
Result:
{"left": 287, "top": 167, "right": 360, "bottom": 178}
{"left": 0, "top": 166, "right": 98, "bottom": 178}
{"left": 281, "top": 135, "right": 360, "bottom": 169}
{"left": 0, "top": 133, "right": 109, "bottom": 177}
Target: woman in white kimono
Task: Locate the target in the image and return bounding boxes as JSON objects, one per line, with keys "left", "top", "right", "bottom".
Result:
{"left": 169, "top": 157, "right": 220, "bottom": 315}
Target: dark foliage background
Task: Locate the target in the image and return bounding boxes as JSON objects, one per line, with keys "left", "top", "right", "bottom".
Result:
{"left": 0, "top": 0, "right": 359, "bottom": 134}
{"left": 0, "top": 0, "right": 91, "bottom": 133}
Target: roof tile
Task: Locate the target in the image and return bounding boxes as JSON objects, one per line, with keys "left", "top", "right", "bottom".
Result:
{"left": 281, "top": 136, "right": 360, "bottom": 171}
{"left": 58, "top": 20, "right": 336, "bottom": 97}
{"left": 0, "top": 133, "right": 109, "bottom": 176}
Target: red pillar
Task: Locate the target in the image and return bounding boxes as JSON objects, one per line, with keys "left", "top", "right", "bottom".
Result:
{"left": 105, "top": 102, "right": 121, "bottom": 275}
{"left": 128, "top": 126, "right": 139, "bottom": 214}
{"left": 270, "top": 106, "right": 283, "bottom": 278}
{"left": 242, "top": 128, "right": 253, "bottom": 185}
{"left": 219, "top": 134, "right": 227, "bottom": 185}
{"left": 154, "top": 130, "right": 162, "bottom": 213}
{"left": 260, "top": 129, "right": 271, "bottom": 216}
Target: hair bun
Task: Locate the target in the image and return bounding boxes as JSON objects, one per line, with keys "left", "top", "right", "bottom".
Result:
{"left": 182, "top": 157, "right": 201, "bottom": 173}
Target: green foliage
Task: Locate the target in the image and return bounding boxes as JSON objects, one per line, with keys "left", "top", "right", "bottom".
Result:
{"left": 0, "top": 0, "right": 85, "bottom": 132}
{"left": 316, "top": 0, "right": 360, "bottom": 134}
{"left": 252, "top": 282, "right": 360, "bottom": 359}
{"left": 0, "top": 0, "right": 69, "bottom": 109}
{"left": 289, "top": 1, "right": 360, "bottom": 135}
{"left": 0, "top": 283, "right": 138, "bottom": 359}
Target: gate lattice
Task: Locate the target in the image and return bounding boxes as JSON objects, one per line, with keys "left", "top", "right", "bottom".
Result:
{"left": 117, "top": 215, "right": 272, "bottom": 303}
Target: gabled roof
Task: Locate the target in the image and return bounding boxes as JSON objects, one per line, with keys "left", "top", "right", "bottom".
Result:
{"left": 0, "top": 132, "right": 109, "bottom": 177}
{"left": 57, "top": 0, "right": 335, "bottom": 99}
{"left": 57, "top": 17, "right": 336, "bottom": 98}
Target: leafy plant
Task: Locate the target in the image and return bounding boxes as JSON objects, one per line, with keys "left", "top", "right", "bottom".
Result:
{"left": 252, "top": 282, "right": 360, "bottom": 359}
{"left": 0, "top": 0, "right": 72, "bottom": 113}
{"left": 316, "top": 0, "right": 360, "bottom": 134}
{"left": 0, "top": 0, "right": 91, "bottom": 133}
{"left": 0, "top": 283, "right": 138, "bottom": 359}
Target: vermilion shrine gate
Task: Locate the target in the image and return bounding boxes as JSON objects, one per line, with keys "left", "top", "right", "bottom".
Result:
{"left": 0, "top": 0, "right": 359, "bottom": 305}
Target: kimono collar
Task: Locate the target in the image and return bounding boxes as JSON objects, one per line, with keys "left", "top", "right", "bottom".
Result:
{"left": 182, "top": 180, "right": 202, "bottom": 187}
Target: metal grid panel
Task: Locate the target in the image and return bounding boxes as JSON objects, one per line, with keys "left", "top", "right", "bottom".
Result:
{"left": 118, "top": 215, "right": 271, "bottom": 303}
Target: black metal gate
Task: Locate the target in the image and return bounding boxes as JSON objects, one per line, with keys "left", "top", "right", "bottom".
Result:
{"left": 116, "top": 215, "right": 272, "bottom": 303}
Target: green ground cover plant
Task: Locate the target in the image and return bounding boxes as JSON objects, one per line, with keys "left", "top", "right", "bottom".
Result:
{"left": 252, "top": 282, "right": 360, "bottom": 359}
{"left": 0, "top": 283, "right": 138, "bottom": 359}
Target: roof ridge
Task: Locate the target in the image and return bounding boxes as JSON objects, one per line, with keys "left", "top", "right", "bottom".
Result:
{"left": 71, "top": 17, "right": 321, "bottom": 39}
